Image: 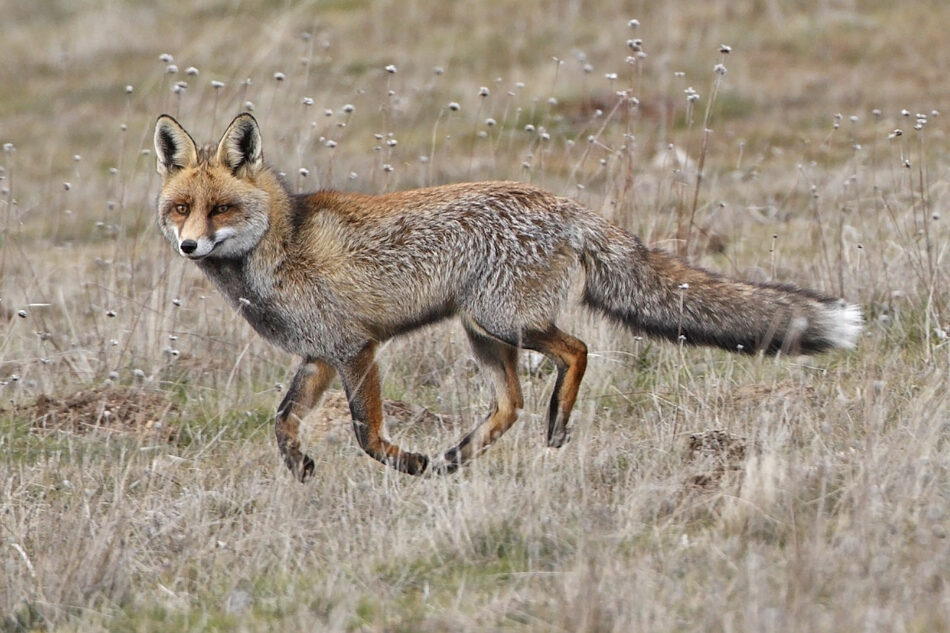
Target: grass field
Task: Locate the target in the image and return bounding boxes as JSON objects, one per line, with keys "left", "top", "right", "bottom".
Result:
{"left": 1, "top": 1, "right": 948, "bottom": 631}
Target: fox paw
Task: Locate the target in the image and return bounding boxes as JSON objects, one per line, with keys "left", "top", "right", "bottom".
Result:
{"left": 285, "top": 453, "right": 315, "bottom": 483}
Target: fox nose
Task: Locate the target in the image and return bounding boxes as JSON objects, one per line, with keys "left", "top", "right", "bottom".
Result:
{"left": 180, "top": 239, "right": 198, "bottom": 254}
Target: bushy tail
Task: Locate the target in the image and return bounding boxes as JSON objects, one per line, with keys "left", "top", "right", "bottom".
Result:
{"left": 578, "top": 219, "right": 862, "bottom": 354}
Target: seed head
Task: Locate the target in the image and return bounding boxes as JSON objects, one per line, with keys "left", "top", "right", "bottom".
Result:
{"left": 211, "top": 80, "right": 225, "bottom": 89}
{"left": 302, "top": 97, "right": 314, "bottom": 106}
{"left": 343, "top": 103, "right": 355, "bottom": 113}
{"left": 186, "top": 66, "right": 199, "bottom": 76}
{"left": 273, "top": 72, "right": 286, "bottom": 81}
{"left": 125, "top": 84, "right": 134, "bottom": 94}
{"left": 159, "top": 53, "right": 173, "bottom": 63}
{"left": 719, "top": 44, "right": 732, "bottom": 54}
{"left": 447, "top": 101, "right": 461, "bottom": 111}
{"left": 713, "top": 63, "right": 727, "bottom": 76}
{"left": 166, "top": 64, "right": 178, "bottom": 74}
{"left": 385, "top": 64, "right": 397, "bottom": 74}
{"left": 479, "top": 86, "right": 490, "bottom": 97}
{"left": 628, "top": 19, "right": 640, "bottom": 28}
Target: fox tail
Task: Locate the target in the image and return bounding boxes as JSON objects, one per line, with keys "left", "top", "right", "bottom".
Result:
{"left": 578, "top": 219, "right": 862, "bottom": 355}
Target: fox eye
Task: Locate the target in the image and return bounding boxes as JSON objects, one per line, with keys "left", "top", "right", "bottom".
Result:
{"left": 211, "top": 204, "right": 231, "bottom": 216}
{"left": 174, "top": 203, "right": 189, "bottom": 216}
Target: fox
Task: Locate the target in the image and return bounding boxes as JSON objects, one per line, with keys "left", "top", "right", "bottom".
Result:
{"left": 154, "top": 112, "right": 862, "bottom": 481}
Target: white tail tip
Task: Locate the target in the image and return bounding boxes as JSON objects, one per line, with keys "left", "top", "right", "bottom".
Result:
{"left": 825, "top": 301, "right": 863, "bottom": 349}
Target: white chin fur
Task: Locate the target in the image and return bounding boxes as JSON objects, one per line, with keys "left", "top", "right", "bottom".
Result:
{"left": 824, "top": 302, "right": 863, "bottom": 349}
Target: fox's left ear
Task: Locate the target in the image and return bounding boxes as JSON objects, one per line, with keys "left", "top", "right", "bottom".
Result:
{"left": 216, "top": 113, "right": 263, "bottom": 177}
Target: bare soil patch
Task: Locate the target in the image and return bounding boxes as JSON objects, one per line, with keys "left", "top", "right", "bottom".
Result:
{"left": 22, "top": 385, "right": 180, "bottom": 441}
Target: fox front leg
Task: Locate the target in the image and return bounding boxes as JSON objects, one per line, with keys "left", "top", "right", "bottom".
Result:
{"left": 275, "top": 360, "right": 335, "bottom": 481}
{"left": 336, "top": 342, "right": 430, "bottom": 475}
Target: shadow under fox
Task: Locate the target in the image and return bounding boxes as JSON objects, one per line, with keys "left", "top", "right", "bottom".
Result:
{"left": 155, "top": 113, "right": 862, "bottom": 479}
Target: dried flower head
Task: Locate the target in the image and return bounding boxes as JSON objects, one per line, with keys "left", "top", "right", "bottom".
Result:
{"left": 385, "top": 64, "right": 397, "bottom": 74}
{"left": 186, "top": 66, "right": 199, "bottom": 76}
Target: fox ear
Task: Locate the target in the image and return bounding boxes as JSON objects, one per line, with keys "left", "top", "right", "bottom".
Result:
{"left": 154, "top": 115, "right": 198, "bottom": 178}
{"left": 216, "top": 113, "right": 263, "bottom": 177}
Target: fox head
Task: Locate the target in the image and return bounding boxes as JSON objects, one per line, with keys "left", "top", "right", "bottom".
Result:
{"left": 154, "top": 113, "right": 271, "bottom": 260}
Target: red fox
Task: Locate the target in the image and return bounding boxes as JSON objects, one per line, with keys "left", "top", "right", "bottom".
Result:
{"left": 155, "top": 113, "right": 862, "bottom": 480}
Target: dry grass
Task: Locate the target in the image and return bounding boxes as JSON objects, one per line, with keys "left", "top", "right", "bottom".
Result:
{"left": 1, "top": 0, "right": 948, "bottom": 631}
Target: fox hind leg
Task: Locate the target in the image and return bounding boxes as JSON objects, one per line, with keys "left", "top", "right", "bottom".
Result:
{"left": 276, "top": 360, "right": 335, "bottom": 481}
{"left": 522, "top": 327, "right": 588, "bottom": 448}
{"left": 435, "top": 321, "right": 524, "bottom": 473}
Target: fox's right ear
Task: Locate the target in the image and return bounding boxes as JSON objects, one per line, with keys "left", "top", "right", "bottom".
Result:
{"left": 154, "top": 115, "right": 198, "bottom": 179}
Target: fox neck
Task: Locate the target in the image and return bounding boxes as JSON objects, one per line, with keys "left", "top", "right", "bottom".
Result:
{"left": 196, "top": 169, "right": 292, "bottom": 306}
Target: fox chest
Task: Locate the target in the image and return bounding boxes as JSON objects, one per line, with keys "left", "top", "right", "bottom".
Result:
{"left": 200, "top": 261, "right": 346, "bottom": 358}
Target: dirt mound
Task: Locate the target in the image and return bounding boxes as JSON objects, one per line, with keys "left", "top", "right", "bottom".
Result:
{"left": 307, "top": 390, "right": 450, "bottom": 445}
{"left": 25, "top": 385, "right": 180, "bottom": 441}
{"left": 684, "top": 429, "right": 748, "bottom": 489}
